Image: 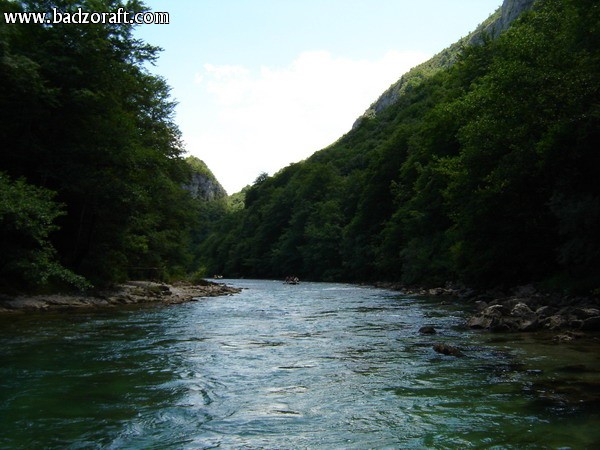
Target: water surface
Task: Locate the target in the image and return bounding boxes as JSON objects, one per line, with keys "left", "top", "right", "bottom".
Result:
{"left": 1, "top": 280, "right": 599, "bottom": 448}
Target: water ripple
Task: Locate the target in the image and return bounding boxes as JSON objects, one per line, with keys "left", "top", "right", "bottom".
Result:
{"left": 1, "top": 280, "right": 599, "bottom": 449}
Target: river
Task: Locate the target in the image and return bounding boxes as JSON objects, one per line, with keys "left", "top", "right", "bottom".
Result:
{"left": 1, "top": 279, "right": 599, "bottom": 449}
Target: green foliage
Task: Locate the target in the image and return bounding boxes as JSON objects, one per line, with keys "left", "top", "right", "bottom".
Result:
{"left": 227, "top": 189, "right": 247, "bottom": 211}
{"left": 188, "top": 267, "right": 209, "bottom": 285}
{"left": 197, "top": 0, "right": 600, "bottom": 293}
{"left": 0, "top": 0, "right": 210, "bottom": 291}
{"left": 0, "top": 173, "right": 90, "bottom": 291}
{"left": 185, "top": 156, "right": 219, "bottom": 184}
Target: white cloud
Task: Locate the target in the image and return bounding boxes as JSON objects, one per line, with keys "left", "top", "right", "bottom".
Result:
{"left": 185, "top": 49, "right": 430, "bottom": 193}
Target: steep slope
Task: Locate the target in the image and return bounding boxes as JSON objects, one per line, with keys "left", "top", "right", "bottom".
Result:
{"left": 199, "top": 0, "right": 599, "bottom": 293}
{"left": 184, "top": 156, "right": 227, "bottom": 201}
{"left": 353, "top": 0, "right": 536, "bottom": 128}
{"left": 0, "top": 0, "right": 202, "bottom": 289}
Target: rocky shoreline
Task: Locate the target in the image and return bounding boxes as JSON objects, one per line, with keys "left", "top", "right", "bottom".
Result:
{"left": 375, "top": 282, "right": 600, "bottom": 341}
{"left": 0, "top": 280, "right": 241, "bottom": 313}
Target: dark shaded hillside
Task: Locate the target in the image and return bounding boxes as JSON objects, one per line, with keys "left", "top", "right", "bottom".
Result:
{"left": 0, "top": 0, "right": 221, "bottom": 291}
{"left": 199, "top": 0, "right": 600, "bottom": 293}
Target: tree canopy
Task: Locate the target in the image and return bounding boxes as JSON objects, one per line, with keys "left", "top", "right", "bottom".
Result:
{"left": 3, "top": 0, "right": 598, "bottom": 295}
{"left": 198, "top": 0, "right": 600, "bottom": 293}
{"left": 1, "top": 0, "right": 203, "bottom": 291}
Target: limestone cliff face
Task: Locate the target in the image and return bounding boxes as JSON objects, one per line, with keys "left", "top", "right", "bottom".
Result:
{"left": 353, "top": 0, "right": 536, "bottom": 128}
{"left": 470, "top": 0, "right": 536, "bottom": 44}
{"left": 183, "top": 156, "right": 227, "bottom": 201}
{"left": 185, "top": 171, "right": 227, "bottom": 201}
{"left": 499, "top": 0, "right": 537, "bottom": 30}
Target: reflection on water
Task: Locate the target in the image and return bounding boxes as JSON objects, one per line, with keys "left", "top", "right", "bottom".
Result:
{"left": 0, "top": 279, "right": 599, "bottom": 449}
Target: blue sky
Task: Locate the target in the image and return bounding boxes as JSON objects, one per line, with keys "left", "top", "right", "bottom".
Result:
{"left": 136, "top": 0, "right": 502, "bottom": 193}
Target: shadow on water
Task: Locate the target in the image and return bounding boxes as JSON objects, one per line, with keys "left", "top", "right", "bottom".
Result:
{"left": 0, "top": 309, "right": 192, "bottom": 449}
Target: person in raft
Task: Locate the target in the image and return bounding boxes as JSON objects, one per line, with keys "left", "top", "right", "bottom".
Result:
{"left": 285, "top": 276, "right": 300, "bottom": 284}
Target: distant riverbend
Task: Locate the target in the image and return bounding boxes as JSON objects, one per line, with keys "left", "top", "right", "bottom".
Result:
{"left": 1, "top": 279, "right": 599, "bottom": 448}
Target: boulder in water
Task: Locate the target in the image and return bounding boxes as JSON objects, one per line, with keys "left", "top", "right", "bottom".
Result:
{"left": 433, "top": 343, "right": 464, "bottom": 357}
{"left": 419, "top": 326, "right": 437, "bottom": 335}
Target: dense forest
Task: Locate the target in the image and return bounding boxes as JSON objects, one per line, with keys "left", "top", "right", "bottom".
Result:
{"left": 198, "top": 0, "right": 599, "bottom": 293}
{"left": 0, "top": 0, "right": 220, "bottom": 292}
{"left": 2, "top": 0, "right": 598, "bottom": 296}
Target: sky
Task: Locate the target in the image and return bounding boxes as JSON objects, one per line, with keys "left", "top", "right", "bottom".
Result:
{"left": 135, "top": 0, "right": 503, "bottom": 194}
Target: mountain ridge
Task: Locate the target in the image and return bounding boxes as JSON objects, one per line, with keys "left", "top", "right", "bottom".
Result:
{"left": 197, "top": 0, "right": 599, "bottom": 293}
{"left": 353, "top": 0, "right": 536, "bottom": 129}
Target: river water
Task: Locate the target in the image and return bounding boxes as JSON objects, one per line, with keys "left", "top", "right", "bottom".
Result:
{"left": 1, "top": 279, "right": 599, "bottom": 449}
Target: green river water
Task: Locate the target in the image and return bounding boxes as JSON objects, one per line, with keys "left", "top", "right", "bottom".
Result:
{"left": 1, "top": 279, "right": 599, "bottom": 449}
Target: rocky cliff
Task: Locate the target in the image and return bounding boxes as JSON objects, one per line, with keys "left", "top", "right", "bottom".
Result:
{"left": 470, "top": 0, "right": 536, "bottom": 45}
{"left": 353, "top": 0, "right": 537, "bottom": 127}
{"left": 185, "top": 171, "right": 227, "bottom": 201}
{"left": 183, "top": 156, "right": 227, "bottom": 201}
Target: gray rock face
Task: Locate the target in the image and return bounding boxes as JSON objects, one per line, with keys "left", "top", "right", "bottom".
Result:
{"left": 502, "top": 0, "right": 536, "bottom": 27}
{"left": 184, "top": 171, "right": 227, "bottom": 201}
{"left": 474, "top": 0, "right": 536, "bottom": 43}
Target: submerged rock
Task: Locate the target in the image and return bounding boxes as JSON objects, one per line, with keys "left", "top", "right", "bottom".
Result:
{"left": 419, "top": 326, "right": 437, "bottom": 335}
{"left": 433, "top": 343, "right": 464, "bottom": 357}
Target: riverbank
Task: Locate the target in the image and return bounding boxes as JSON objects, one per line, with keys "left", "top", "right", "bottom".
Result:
{"left": 0, "top": 280, "right": 241, "bottom": 313}
{"left": 374, "top": 282, "right": 600, "bottom": 340}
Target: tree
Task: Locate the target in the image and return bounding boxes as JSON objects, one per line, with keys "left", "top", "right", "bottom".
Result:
{"left": 193, "top": 0, "right": 600, "bottom": 294}
{"left": 0, "top": 173, "right": 88, "bottom": 291}
{"left": 1, "top": 0, "right": 201, "bottom": 288}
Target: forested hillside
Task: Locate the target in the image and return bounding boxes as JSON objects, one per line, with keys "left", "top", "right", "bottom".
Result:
{"left": 199, "top": 0, "right": 599, "bottom": 293}
{"left": 0, "top": 0, "right": 217, "bottom": 292}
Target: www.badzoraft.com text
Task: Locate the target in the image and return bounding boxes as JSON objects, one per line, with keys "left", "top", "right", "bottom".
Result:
{"left": 3, "top": 8, "right": 169, "bottom": 25}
